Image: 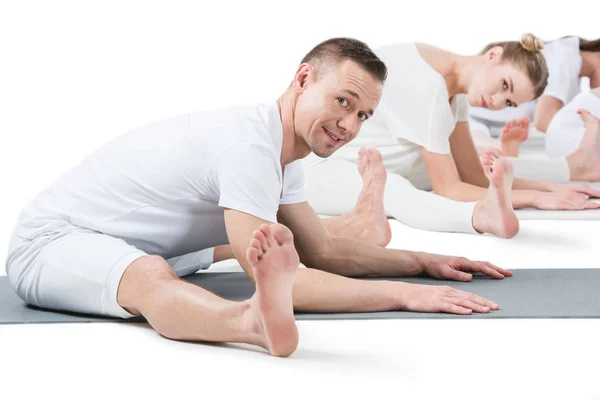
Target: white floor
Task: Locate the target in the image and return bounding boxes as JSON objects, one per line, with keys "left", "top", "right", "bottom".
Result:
{"left": 1, "top": 219, "right": 599, "bottom": 400}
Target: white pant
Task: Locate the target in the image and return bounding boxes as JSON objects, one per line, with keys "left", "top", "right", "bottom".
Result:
{"left": 304, "top": 159, "right": 478, "bottom": 234}
{"left": 304, "top": 156, "right": 570, "bottom": 235}
{"left": 6, "top": 223, "right": 215, "bottom": 319}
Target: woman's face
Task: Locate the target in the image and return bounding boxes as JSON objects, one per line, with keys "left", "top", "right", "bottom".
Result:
{"left": 468, "top": 47, "right": 536, "bottom": 110}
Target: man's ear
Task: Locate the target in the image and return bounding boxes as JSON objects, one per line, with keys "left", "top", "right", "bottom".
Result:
{"left": 292, "top": 63, "right": 314, "bottom": 93}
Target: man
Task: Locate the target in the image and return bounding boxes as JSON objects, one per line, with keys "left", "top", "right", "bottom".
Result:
{"left": 6, "top": 38, "right": 510, "bottom": 358}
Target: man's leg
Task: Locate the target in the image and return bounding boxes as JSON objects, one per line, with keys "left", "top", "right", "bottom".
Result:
{"left": 7, "top": 226, "right": 299, "bottom": 356}
{"left": 117, "top": 224, "right": 300, "bottom": 356}
{"left": 304, "top": 148, "right": 392, "bottom": 247}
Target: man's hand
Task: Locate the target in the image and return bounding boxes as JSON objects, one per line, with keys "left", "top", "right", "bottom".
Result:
{"left": 395, "top": 281, "right": 499, "bottom": 314}
{"left": 417, "top": 253, "right": 513, "bottom": 281}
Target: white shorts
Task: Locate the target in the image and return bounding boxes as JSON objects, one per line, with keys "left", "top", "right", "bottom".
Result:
{"left": 6, "top": 223, "right": 215, "bottom": 319}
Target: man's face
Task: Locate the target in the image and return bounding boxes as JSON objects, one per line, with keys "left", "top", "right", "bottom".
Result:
{"left": 294, "top": 59, "right": 383, "bottom": 158}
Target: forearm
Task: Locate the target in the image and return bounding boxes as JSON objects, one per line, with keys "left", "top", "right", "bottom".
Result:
{"left": 440, "top": 181, "right": 539, "bottom": 209}
{"left": 512, "top": 178, "right": 553, "bottom": 192}
{"left": 302, "top": 235, "right": 424, "bottom": 278}
{"left": 439, "top": 181, "right": 487, "bottom": 202}
{"left": 292, "top": 267, "right": 403, "bottom": 313}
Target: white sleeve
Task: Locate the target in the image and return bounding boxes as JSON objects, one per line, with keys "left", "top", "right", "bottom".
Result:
{"left": 543, "top": 45, "right": 581, "bottom": 104}
{"left": 215, "top": 142, "right": 281, "bottom": 223}
{"left": 425, "top": 83, "right": 453, "bottom": 154}
{"left": 454, "top": 94, "right": 470, "bottom": 122}
{"left": 280, "top": 159, "right": 306, "bottom": 205}
{"left": 544, "top": 107, "right": 584, "bottom": 158}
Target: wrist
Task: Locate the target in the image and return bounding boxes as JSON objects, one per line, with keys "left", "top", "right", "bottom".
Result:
{"left": 410, "top": 251, "right": 429, "bottom": 275}
{"left": 516, "top": 190, "right": 539, "bottom": 208}
{"left": 541, "top": 182, "right": 559, "bottom": 192}
{"left": 384, "top": 281, "right": 411, "bottom": 310}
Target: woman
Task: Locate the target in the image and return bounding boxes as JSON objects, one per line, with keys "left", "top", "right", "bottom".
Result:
{"left": 469, "top": 36, "right": 600, "bottom": 157}
{"left": 545, "top": 87, "right": 600, "bottom": 157}
{"left": 302, "top": 34, "right": 600, "bottom": 240}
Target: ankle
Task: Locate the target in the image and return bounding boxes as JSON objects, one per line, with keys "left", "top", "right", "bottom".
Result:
{"left": 471, "top": 201, "right": 487, "bottom": 234}
{"left": 566, "top": 152, "right": 585, "bottom": 180}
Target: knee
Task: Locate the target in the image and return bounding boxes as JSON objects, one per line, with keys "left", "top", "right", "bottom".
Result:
{"left": 125, "top": 255, "right": 176, "bottom": 281}
{"left": 117, "top": 255, "right": 176, "bottom": 314}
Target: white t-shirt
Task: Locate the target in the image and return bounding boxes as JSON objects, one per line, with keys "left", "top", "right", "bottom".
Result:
{"left": 469, "top": 36, "right": 583, "bottom": 123}
{"left": 545, "top": 91, "right": 600, "bottom": 157}
{"left": 306, "top": 42, "right": 468, "bottom": 189}
{"left": 14, "top": 102, "right": 306, "bottom": 259}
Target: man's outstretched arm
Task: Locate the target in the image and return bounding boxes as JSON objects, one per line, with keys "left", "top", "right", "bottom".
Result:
{"left": 224, "top": 209, "right": 497, "bottom": 314}
{"left": 277, "top": 202, "right": 511, "bottom": 280}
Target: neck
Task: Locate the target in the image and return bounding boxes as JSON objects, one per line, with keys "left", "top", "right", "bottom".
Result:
{"left": 580, "top": 51, "right": 600, "bottom": 88}
{"left": 442, "top": 53, "right": 479, "bottom": 98}
{"left": 276, "top": 88, "right": 311, "bottom": 166}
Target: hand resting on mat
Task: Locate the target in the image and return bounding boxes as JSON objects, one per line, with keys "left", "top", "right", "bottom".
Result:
{"left": 417, "top": 253, "right": 513, "bottom": 281}
{"left": 395, "top": 282, "right": 498, "bottom": 315}
{"left": 533, "top": 190, "right": 600, "bottom": 210}
{"left": 545, "top": 182, "right": 600, "bottom": 200}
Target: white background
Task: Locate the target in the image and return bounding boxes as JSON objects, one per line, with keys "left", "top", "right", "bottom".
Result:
{"left": 1, "top": 1, "right": 599, "bottom": 400}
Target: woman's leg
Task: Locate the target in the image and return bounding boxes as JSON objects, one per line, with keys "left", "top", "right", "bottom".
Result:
{"left": 304, "top": 149, "right": 519, "bottom": 238}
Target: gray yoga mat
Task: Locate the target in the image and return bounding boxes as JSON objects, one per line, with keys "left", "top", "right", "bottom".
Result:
{"left": 1, "top": 269, "right": 599, "bottom": 324}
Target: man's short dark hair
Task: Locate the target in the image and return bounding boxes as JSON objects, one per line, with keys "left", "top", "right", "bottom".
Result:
{"left": 300, "top": 37, "right": 387, "bottom": 83}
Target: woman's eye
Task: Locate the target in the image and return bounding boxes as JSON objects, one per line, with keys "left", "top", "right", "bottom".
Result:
{"left": 506, "top": 99, "right": 513, "bottom": 107}
{"left": 503, "top": 80, "right": 508, "bottom": 90}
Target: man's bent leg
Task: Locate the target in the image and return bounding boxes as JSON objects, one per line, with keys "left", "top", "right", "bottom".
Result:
{"left": 117, "top": 224, "right": 300, "bottom": 356}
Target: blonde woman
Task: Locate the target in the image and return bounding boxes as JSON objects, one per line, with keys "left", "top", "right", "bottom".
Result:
{"left": 302, "top": 34, "right": 600, "bottom": 242}
{"left": 469, "top": 36, "right": 600, "bottom": 157}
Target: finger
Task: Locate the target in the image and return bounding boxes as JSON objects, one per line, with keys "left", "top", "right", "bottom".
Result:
{"left": 448, "top": 268, "right": 473, "bottom": 282}
{"left": 446, "top": 297, "right": 491, "bottom": 313}
{"left": 582, "top": 188, "right": 600, "bottom": 199}
{"left": 451, "top": 290, "right": 499, "bottom": 310}
{"left": 481, "top": 261, "right": 513, "bottom": 277}
{"left": 584, "top": 201, "right": 600, "bottom": 210}
{"left": 456, "top": 259, "right": 505, "bottom": 279}
{"left": 471, "top": 261, "right": 507, "bottom": 279}
{"left": 439, "top": 302, "right": 472, "bottom": 315}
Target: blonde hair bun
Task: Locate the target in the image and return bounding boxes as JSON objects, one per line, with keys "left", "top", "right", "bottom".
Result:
{"left": 520, "top": 33, "right": 544, "bottom": 53}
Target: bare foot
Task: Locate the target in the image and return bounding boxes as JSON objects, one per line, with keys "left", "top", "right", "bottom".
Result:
{"left": 245, "top": 223, "right": 300, "bottom": 357}
{"left": 472, "top": 157, "right": 520, "bottom": 239}
{"left": 322, "top": 147, "right": 392, "bottom": 247}
{"left": 355, "top": 148, "right": 392, "bottom": 246}
{"left": 567, "top": 109, "right": 600, "bottom": 182}
{"left": 500, "top": 116, "right": 529, "bottom": 157}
